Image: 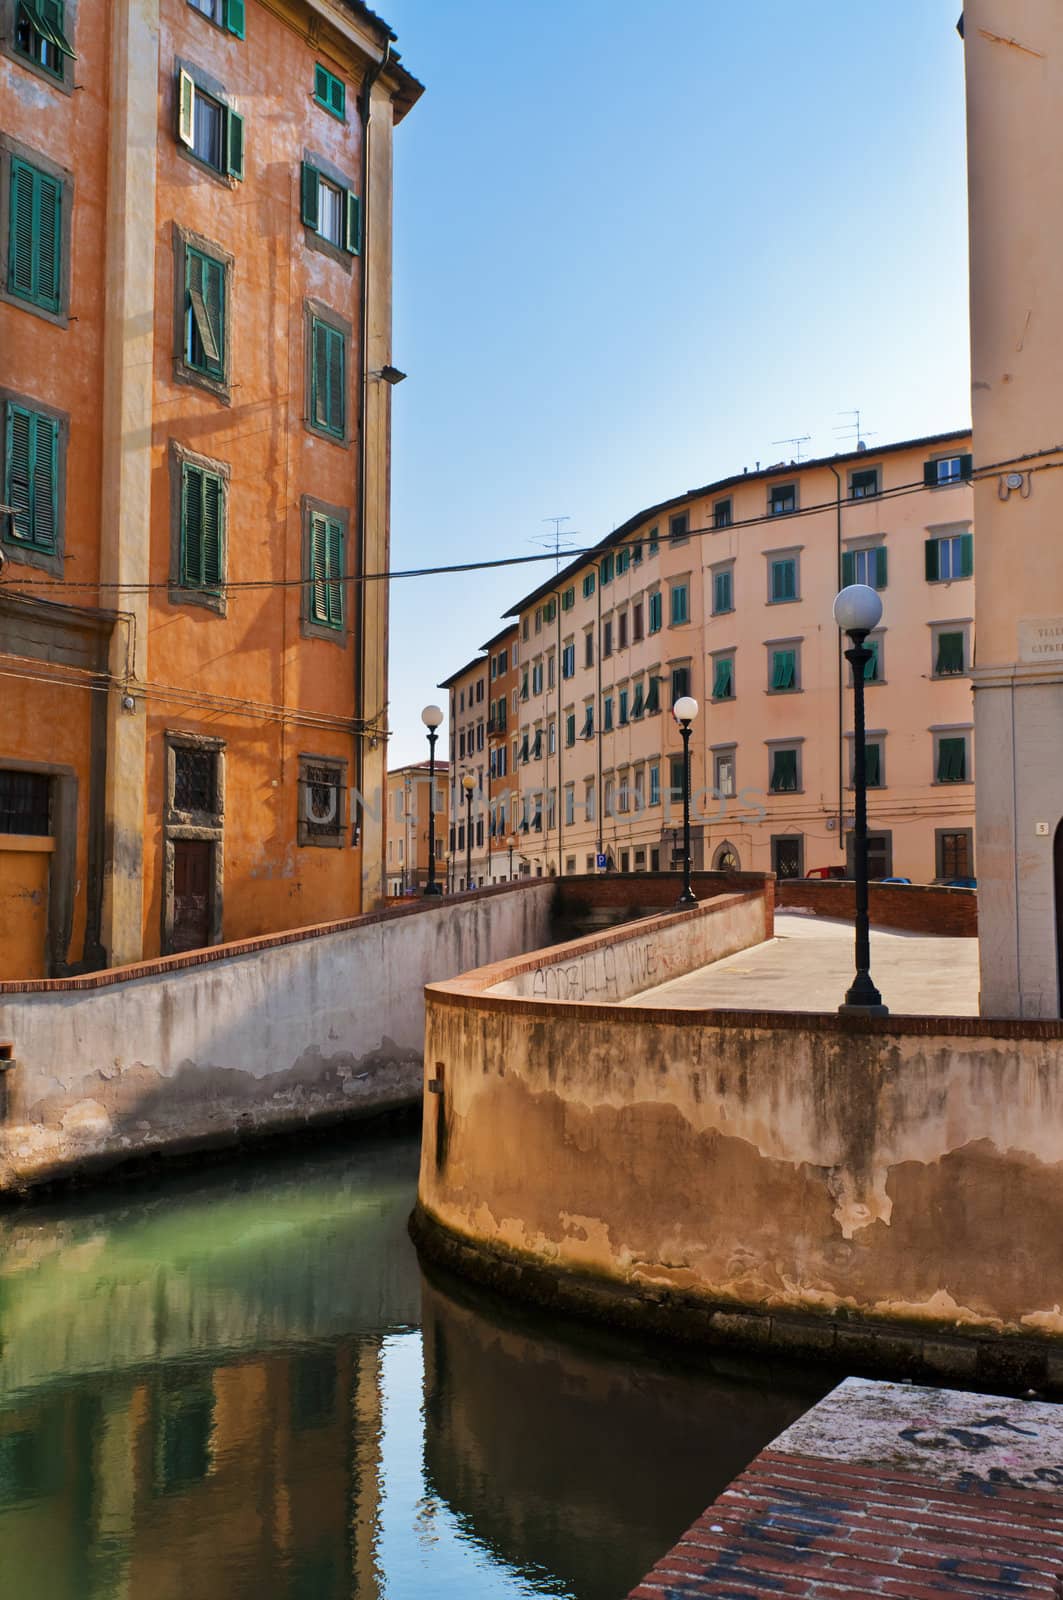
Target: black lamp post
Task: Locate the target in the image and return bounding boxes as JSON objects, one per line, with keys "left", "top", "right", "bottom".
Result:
{"left": 421, "top": 704, "right": 443, "bottom": 895}
{"left": 834, "top": 585, "right": 888, "bottom": 1015}
{"left": 673, "top": 695, "right": 699, "bottom": 907}
{"left": 506, "top": 833, "right": 515, "bottom": 881}
{"left": 462, "top": 773, "right": 476, "bottom": 892}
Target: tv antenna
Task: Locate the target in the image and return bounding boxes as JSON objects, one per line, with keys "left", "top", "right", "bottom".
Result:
{"left": 771, "top": 435, "right": 812, "bottom": 462}
{"left": 529, "top": 515, "right": 580, "bottom": 573}
{"left": 835, "top": 409, "right": 877, "bottom": 450}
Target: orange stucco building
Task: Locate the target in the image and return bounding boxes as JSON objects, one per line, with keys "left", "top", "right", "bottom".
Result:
{"left": 0, "top": 0, "right": 420, "bottom": 976}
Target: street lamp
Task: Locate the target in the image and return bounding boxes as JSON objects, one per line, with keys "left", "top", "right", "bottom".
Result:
{"left": 421, "top": 704, "right": 444, "bottom": 896}
{"left": 505, "top": 832, "right": 516, "bottom": 881}
{"left": 673, "top": 695, "right": 699, "bottom": 907}
{"left": 462, "top": 773, "right": 476, "bottom": 892}
{"left": 834, "top": 584, "right": 888, "bottom": 1016}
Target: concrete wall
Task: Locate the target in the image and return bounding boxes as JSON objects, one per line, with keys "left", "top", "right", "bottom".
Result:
{"left": 417, "top": 913, "right": 1063, "bottom": 1383}
{"left": 0, "top": 882, "right": 553, "bottom": 1192}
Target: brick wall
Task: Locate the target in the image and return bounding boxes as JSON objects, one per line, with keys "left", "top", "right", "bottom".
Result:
{"left": 554, "top": 871, "right": 771, "bottom": 913}
{"left": 776, "top": 878, "right": 977, "bottom": 937}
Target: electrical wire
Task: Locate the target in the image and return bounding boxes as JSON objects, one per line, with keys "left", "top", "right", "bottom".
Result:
{"left": 2, "top": 441, "right": 1060, "bottom": 600}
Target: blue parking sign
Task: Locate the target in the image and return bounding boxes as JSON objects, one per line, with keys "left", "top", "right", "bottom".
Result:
{"left": 596, "top": 853, "right": 608, "bottom": 870}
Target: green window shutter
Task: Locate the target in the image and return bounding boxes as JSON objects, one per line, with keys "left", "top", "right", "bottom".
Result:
{"left": 202, "top": 471, "right": 223, "bottom": 588}
{"left": 771, "top": 749, "right": 797, "bottom": 791}
{"left": 631, "top": 682, "right": 644, "bottom": 716}
{"left": 326, "top": 516, "right": 344, "bottom": 626}
{"left": 646, "top": 676, "right": 660, "bottom": 713}
{"left": 5, "top": 404, "right": 33, "bottom": 544}
{"left": 9, "top": 160, "right": 36, "bottom": 300}
{"left": 186, "top": 248, "right": 225, "bottom": 376}
{"left": 331, "top": 77, "right": 345, "bottom": 116}
{"left": 619, "top": 690, "right": 628, "bottom": 724}
{"left": 226, "top": 109, "right": 244, "bottom": 179}
{"left": 772, "top": 650, "right": 795, "bottom": 690}
{"left": 182, "top": 464, "right": 204, "bottom": 587}
{"left": 923, "top": 460, "right": 937, "bottom": 489}
{"left": 874, "top": 546, "right": 888, "bottom": 588}
{"left": 327, "top": 325, "right": 345, "bottom": 436}
{"left": 959, "top": 453, "right": 973, "bottom": 480}
{"left": 36, "top": 170, "right": 61, "bottom": 312}
{"left": 937, "top": 737, "right": 966, "bottom": 783}
{"left": 178, "top": 70, "right": 196, "bottom": 148}
{"left": 30, "top": 412, "right": 57, "bottom": 552}
{"left": 924, "top": 538, "right": 940, "bottom": 582}
{"left": 8, "top": 160, "right": 61, "bottom": 313}
{"left": 309, "top": 513, "right": 327, "bottom": 622}
{"left": 301, "top": 162, "right": 320, "bottom": 229}
{"left": 865, "top": 744, "right": 882, "bottom": 787}
{"left": 936, "top": 632, "right": 964, "bottom": 675}
{"left": 345, "top": 190, "right": 361, "bottom": 254}
{"left": 34, "top": 0, "right": 77, "bottom": 60}
{"left": 225, "top": 0, "right": 245, "bottom": 38}
{"left": 959, "top": 532, "right": 974, "bottom": 577}
{"left": 566, "top": 714, "right": 575, "bottom": 746}
{"left": 311, "top": 319, "right": 346, "bottom": 438}
{"left": 841, "top": 551, "right": 855, "bottom": 587}
{"left": 713, "top": 658, "right": 732, "bottom": 699}
{"left": 864, "top": 639, "right": 879, "bottom": 681}
{"left": 314, "top": 64, "right": 329, "bottom": 102}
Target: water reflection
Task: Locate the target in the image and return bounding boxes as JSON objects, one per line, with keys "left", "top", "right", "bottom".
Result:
{"left": 0, "top": 1135, "right": 829, "bottom": 1599}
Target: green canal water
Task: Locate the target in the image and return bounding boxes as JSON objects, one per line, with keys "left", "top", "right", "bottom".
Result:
{"left": 0, "top": 1132, "right": 829, "bottom": 1599}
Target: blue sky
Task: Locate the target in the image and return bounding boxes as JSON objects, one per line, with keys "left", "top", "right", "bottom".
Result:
{"left": 382, "top": 0, "right": 971, "bottom": 764}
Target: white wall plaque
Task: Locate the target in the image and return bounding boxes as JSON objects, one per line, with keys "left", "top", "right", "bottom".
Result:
{"left": 1018, "top": 618, "right": 1063, "bottom": 664}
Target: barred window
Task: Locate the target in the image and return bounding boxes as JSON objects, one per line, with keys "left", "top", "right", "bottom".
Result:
{"left": 0, "top": 769, "right": 50, "bottom": 835}
{"left": 299, "top": 759, "right": 345, "bottom": 846}
{"left": 173, "top": 747, "right": 217, "bottom": 814}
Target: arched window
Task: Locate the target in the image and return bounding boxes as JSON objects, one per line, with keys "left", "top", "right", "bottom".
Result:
{"left": 713, "top": 841, "right": 740, "bottom": 872}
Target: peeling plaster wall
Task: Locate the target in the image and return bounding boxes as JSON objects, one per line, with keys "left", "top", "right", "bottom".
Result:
{"left": 0, "top": 884, "right": 554, "bottom": 1190}
{"left": 419, "top": 921, "right": 1063, "bottom": 1346}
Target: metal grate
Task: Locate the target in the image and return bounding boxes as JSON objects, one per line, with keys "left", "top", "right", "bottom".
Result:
{"left": 0, "top": 770, "right": 51, "bottom": 836}
{"left": 303, "top": 765, "right": 343, "bottom": 837}
{"left": 174, "top": 748, "right": 216, "bottom": 814}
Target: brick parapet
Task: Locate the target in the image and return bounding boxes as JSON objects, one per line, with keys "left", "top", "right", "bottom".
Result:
{"left": 777, "top": 878, "right": 978, "bottom": 937}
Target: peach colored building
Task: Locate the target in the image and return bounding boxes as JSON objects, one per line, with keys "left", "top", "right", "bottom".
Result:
{"left": 503, "top": 432, "right": 976, "bottom": 885}
{"left": 438, "top": 624, "right": 520, "bottom": 891}
{"left": 0, "top": 0, "right": 420, "bottom": 978}
{"left": 963, "top": 3, "right": 1063, "bottom": 1017}
{"left": 385, "top": 759, "right": 448, "bottom": 895}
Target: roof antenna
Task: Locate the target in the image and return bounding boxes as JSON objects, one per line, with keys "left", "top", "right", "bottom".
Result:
{"left": 835, "top": 409, "right": 877, "bottom": 452}
{"left": 772, "top": 434, "right": 812, "bottom": 464}
{"left": 529, "top": 516, "right": 580, "bottom": 574}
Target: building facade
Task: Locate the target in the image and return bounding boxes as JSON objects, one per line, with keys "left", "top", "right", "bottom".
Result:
{"left": 0, "top": 0, "right": 420, "bottom": 977}
{"left": 963, "top": 2, "right": 1063, "bottom": 1018}
{"left": 501, "top": 433, "right": 976, "bottom": 884}
{"left": 385, "top": 759, "right": 448, "bottom": 895}
{"left": 439, "top": 653, "right": 488, "bottom": 891}
{"left": 483, "top": 623, "right": 519, "bottom": 882}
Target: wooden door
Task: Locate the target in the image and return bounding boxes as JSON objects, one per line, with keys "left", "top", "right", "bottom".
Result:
{"left": 172, "top": 839, "right": 212, "bottom": 954}
{"left": 0, "top": 848, "right": 49, "bottom": 979}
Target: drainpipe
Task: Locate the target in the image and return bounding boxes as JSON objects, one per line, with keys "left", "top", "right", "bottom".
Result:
{"left": 355, "top": 43, "right": 391, "bottom": 847}
{"left": 829, "top": 464, "right": 844, "bottom": 852}
{"left": 596, "top": 563, "right": 604, "bottom": 862}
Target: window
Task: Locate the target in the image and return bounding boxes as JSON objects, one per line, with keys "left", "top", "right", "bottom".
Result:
{"left": 632, "top": 541, "right": 643, "bottom": 565}
{"left": 561, "top": 643, "right": 575, "bottom": 679}
{"left": 769, "top": 646, "right": 798, "bottom": 691}
{"left": 565, "top": 788, "right": 575, "bottom": 826}
{"left": 712, "top": 655, "right": 734, "bottom": 700}
{"left": 631, "top": 679, "right": 645, "bottom": 717}
{"left": 713, "top": 499, "right": 732, "bottom": 529}
{"left": 14, "top": 0, "right": 76, "bottom": 79}
{"left": 177, "top": 71, "right": 243, "bottom": 178}
{"left": 648, "top": 592, "right": 663, "bottom": 633}
{"left": 769, "top": 556, "right": 798, "bottom": 603}
{"left": 645, "top": 676, "right": 660, "bottom": 714}
{"left": 670, "top": 584, "right": 689, "bottom": 626}
{"left": 532, "top": 728, "right": 543, "bottom": 759}
{"left": 857, "top": 635, "right": 883, "bottom": 683}
{"left": 935, "top": 733, "right": 969, "bottom": 784}
{"left": 769, "top": 483, "right": 796, "bottom": 516}
{"left": 7, "top": 156, "right": 62, "bottom": 313}
{"left": 926, "top": 532, "right": 973, "bottom": 582}
{"left": 670, "top": 665, "right": 690, "bottom": 704}
{"left": 299, "top": 757, "right": 345, "bottom": 846}
{"left": 603, "top": 695, "right": 613, "bottom": 732}
{"left": 548, "top": 722, "right": 556, "bottom": 755}
{"left": 842, "top": 546, "right": 887, "bottom": 589}
{"left": 851, "top": 738, "right": 884, "bottom": 788}
{"left": 632, "top": 602, "right": 644, "bottom": 642}
{"left": 543, "top": 598, "right": 556, "bottom": 623}
{"left": 174, "top": 745, "right": 218, "bottom": 816}
{"left": 668, "top": 755, "right": 686, "bottom": 805}
{"left": 648, "top": 527, "right": 659, "bottom": 556}
{"left": 933, "top": 628, "right": 967, "bottom": 676}
{"left": 179, "top": 458, "right": 225, "bottom": 597}
{"left": 617, "top": 547, "right": 631, "bottom": 574}
{"left": 3, "top": 400, "right": 59, "bottom": 563}
{"left": 618, "top": 688, "right": 629, "bottom": 725}
{"left": 925, "top": 454, "right": 973, "bottom": 487}
{"left": 712, "top": 568, "right": 733, "bottom": 615}
{"left": 547, "top": 652, "right": 555, "bottom": 689}
{"left": 561, "top": 585, "right": 575, "bottom": 611}
{"left": 308, "top": 312, "right": 347, "bottom": 441}
{"left": 534, "top": 607, "right": 542, "bottom": 634}
{"left": 669, "top": 512, "right": 689, "bottom": 545}
{"left": 849, "top": 467, "right": 879, "bottom": 499}
{"left": 618, "top": 611, "right": 628, "bottom": 649}
{"left": 649, "top": 763, "right": 660, "bottom": 806}
{"left": 0, "top": 769, "right": 50, "bottom": 835}
{"left": 305, "top": 508, "right": 345, "bottom": 633}
{"left": 584, "top": 631, "right": 594, "bottom": 668}
{"left": 603, "top": 620, "right": 613, "bottom": 657}
{"left": 582, "top": 572, "right": 595, "bottom": 599}
{"left": 531, "top": 661, "right": 543, "bottom": 696}
{"left": 154, "top": 1379, "right": 215, "bottom": 1494}
{"left": 182, "top": 244, "right": 226, "bottom": 382}
{"left": 301, "top": 161, "right": 360, "bottom": 254}
{"left": 600, "top": 553, "right": 615, "bottom": 585}
{"left": 769, "top": 746, "right": 800, "bottom": 793}
{"left": 565, "top": 712, "right": 576, "bottom": 746}
{"left": 936, "top": 829, "right": 974, "bottom": 880}
{"left": 314, "top": 63, "right": 345, "bottom": 119}
{"left": 189, "top": 0, "right": 245, "bottom": 32}
{"left": 714, "top": 750, "right": 736, "bottom": 797}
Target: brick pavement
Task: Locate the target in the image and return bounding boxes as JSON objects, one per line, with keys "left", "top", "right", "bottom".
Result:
{"left": 629, "top": 1378, "right": 1063, "bottom": 1599}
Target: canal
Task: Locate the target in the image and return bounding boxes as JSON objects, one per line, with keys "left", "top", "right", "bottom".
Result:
{"left": 0, "top": 1131, "right": 830, "bottom": 1598}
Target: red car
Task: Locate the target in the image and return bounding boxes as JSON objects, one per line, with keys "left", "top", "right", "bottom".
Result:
{"left": 805, "top": 866, "right": 846, "bottom": 880}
